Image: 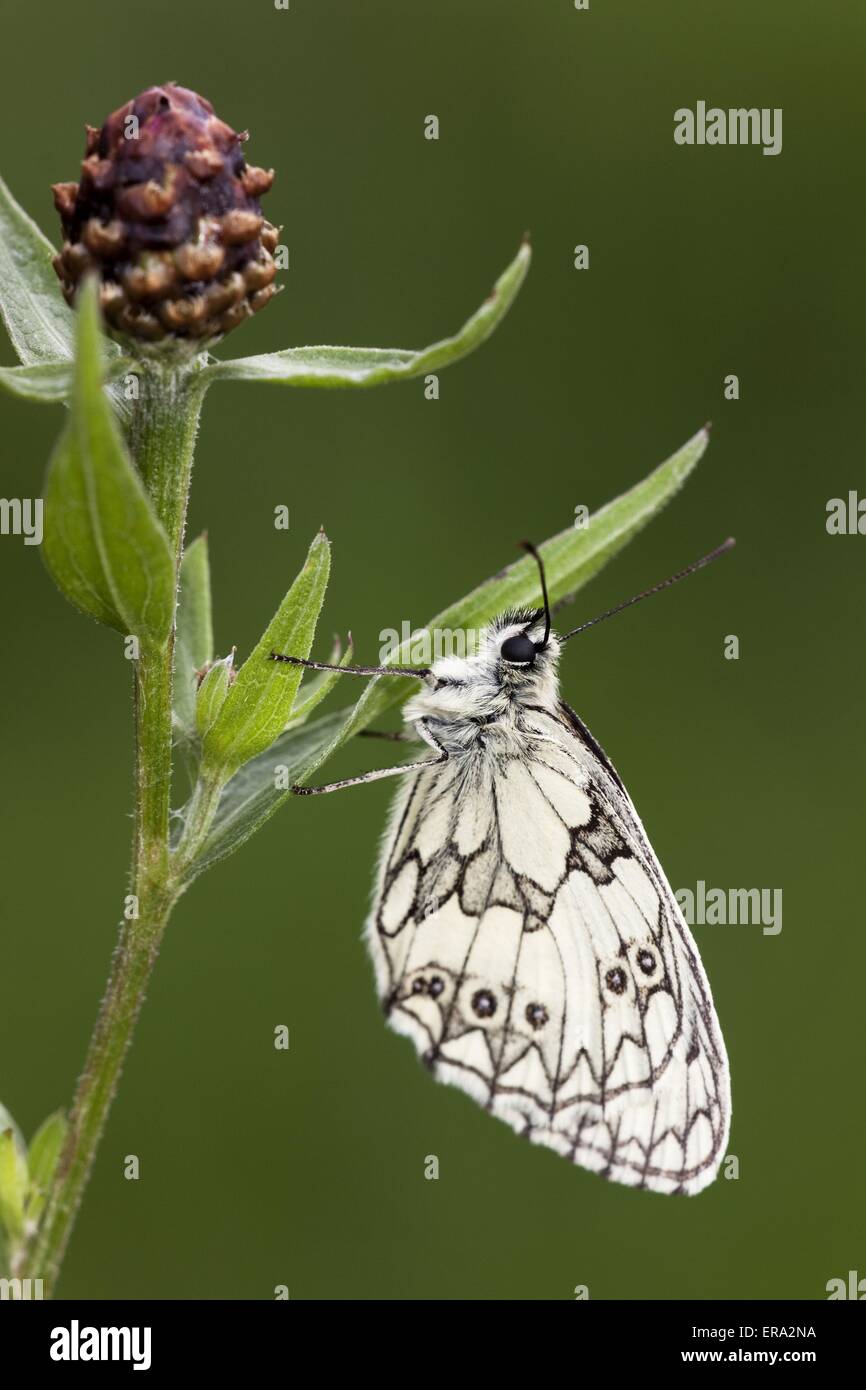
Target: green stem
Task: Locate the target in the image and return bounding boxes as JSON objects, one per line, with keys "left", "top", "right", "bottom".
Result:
{"left": 21, "top": 366, "right": 205, "bottom": 1295}
{"left": 129, "top": 365, "right": 203, "bottom": 559}
{"left": 171, "top": 770, "right": 225, "bottom": 882}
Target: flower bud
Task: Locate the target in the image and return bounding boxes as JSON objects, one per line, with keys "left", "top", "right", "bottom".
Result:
{"left": 51, "top": 84, "right": 280, "bottom": 353}
{"left": 195, "top": 652, "right": 235, "bottom": 737}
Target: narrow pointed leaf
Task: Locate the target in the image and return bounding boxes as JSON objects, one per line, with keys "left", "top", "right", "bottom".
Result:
{"left": 27, "top": 1111, "right": 67, "bottom": 1193}
{"left": 0, "top": 355, "right": 133, "bottom": 404}
{"left": 0, "top": 1130, "right": 27, "bottom": 1241}
{"left": 296, "top": 427, "right": 714, "bottom": 781}
{"left": 198, "top": 239, "right": 530, "bottom": 389}
{"left": 26, "top": 1111, "right": 67, "bottom": 1223}
{"left": 202, "top": 531, "right": 330, "bottom": 776}
{"left": 174, "top": 533, "right": 214, "bottom": 737}
{"left": 41, "top": 280, "right": 175, "bottom": 641}
{"left": 0, "top": 173, "right": 77, "bottom": 366}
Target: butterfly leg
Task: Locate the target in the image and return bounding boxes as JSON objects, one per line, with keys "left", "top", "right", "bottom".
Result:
{"left": 292, "top": 721, "right": 447, "bottom": 796}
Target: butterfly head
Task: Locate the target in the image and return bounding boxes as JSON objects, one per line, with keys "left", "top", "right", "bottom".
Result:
{"left": 489, "top": 607, "right": 560, "bottom": 683}
{"left": 405, "top": 612, "right": 561, "bottom": 744}
{"left": 410, "top": 541, "right": 562, "bottom": 727}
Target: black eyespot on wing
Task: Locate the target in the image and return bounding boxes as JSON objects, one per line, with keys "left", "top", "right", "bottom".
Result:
{"left": 605, "top": 966, "right": 628, "bottom": 996}
{"left": 408, "top": 978, "right": 447, "bottom": 1000}
{"left": 636, "top": 948, "right": 657, "bottom": 976}
{"left": 525, "top": 1002, "right": 549, "bottom": 1030}
{"left": 471, "top": 988, "right": 497, "bottom": 1018}
{"left": 500, "top": 633, "right": 536, "bottom": 665}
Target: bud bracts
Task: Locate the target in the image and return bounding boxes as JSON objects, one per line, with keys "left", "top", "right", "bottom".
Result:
{"left": 52, "top": 84, "right": 279, "bottom": 349}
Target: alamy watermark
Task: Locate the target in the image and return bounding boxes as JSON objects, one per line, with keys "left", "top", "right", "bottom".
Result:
{"left": 0, "top": 497, "right": 43, "bottom": 545}
{"left": 49, "top": 1321, "right": 152, "bottom": 1370}
{"left": 676, "top": 881, "right": 782, "bottom": 936}
{"left": 674, "top": 102, "right": 782, "bottom": 157}
{"left": 0, "top": 1276, "right": 44, "bottom": 1300}
{"left": 826, "top": 1270, "right": 866, "bottom": 1300}
{"left": 379, "top": 623, "right": 485, "bottom": 665}
{"left": 826, "top": 492, "right": 865, "bottom": 535}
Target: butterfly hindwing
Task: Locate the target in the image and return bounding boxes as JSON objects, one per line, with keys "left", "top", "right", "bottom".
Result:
{"left": 366, "top": 699, "right": 730, "bottom": 1195}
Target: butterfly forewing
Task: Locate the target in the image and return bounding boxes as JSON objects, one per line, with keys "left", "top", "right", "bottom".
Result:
{"left": 366, "top": 700, "right": 731, "bottom": 1195}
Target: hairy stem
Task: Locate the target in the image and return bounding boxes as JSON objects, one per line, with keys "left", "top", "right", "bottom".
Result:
{"left": 21, "top": 366, "right": 205, "bottom": 1294}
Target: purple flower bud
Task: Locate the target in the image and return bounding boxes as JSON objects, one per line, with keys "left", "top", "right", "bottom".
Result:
{"left": 52, "top": 84, "right": 280, "bottom": 351}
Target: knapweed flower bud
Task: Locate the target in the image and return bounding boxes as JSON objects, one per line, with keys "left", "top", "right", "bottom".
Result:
{"left": 195, "top": 652, "right": 235, "bottom": 738}
{"left": 51, "top": 84, "right": 280, "bottom": 352}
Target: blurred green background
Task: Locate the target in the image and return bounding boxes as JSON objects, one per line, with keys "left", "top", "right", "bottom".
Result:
{"left": 1, "top": 0, "right": 863, "bottom": 1300}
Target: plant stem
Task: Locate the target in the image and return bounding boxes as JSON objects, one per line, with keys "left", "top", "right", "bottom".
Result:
{"left": 171, "top": 769, "right": 225, "bottom": 882}
{"left": 129, "top": 365, "right": 204, "bottom": 560}
{"left": 21, "top": 366, "right": 205, "bottom": 1295}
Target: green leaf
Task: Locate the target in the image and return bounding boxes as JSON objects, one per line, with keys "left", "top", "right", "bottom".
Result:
{"left": 284, "top": 634, "right": 353, "bottom": 727}
{"left": 0, "top": 1129, "right": 27, "bottom": 1241}
{"left": 41, "top": 279, "right": 175, "bottom": 641}
{"left": 295, "top": 426, "right": 713, "bottom": 782}
{"left": 176, "top": 708, "right": 348, "bottom": 881}
{"left": 202, "top": 531, "right": 330, "bottom": 776}
{"left": 26, "top": 1111, "right": 67, "bottom": 1223}
{"left": 0, "top": 173, "right": 77, "bottom": 366}
{"left": 174, "top": 533, "right": 214, "bottom": 737}
{"left": 198, "top": 239, "right": 531, "bottom": 389}
{"left": 0, "top": 355, "right": 132, "bottom": 404}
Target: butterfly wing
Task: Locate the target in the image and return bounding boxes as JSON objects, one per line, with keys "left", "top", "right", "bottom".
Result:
{"left": 366, "top": 701, "right": 731, "bottom": 1195}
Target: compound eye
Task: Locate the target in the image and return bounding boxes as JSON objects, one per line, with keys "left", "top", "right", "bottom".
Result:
{"left": 500, "top": 633, "right": 536, "bottom": 665}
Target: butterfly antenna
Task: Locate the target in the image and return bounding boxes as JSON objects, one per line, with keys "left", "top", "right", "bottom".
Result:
{"left": 519, "top": 540, "right": 551, "bottom": 648}
{"left": 560, "top": 537, "right": 735, "bottom": 643}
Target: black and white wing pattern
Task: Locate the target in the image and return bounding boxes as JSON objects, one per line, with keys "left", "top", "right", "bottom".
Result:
{"left": 366, "top": 702, "right": 730, "bottom": 1194}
